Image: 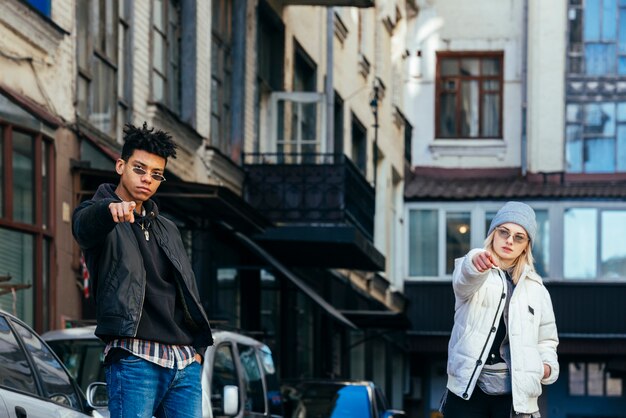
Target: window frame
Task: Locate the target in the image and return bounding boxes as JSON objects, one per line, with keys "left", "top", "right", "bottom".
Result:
{"left": 25, "top": 0, "right": 51, "bottom": 17}
{"left": 405, "top": 202, "right": 552, "bottom": 281}
{"left": 435, "top": 51, "right": 504, "bottom": 140}
{"left": 151, "top": 0, "right": 182, "bottom": 114}
{"left": 267, "top": 92, "right": 327, "bottom": 163}
{"left": 0, "top": 121, "right": 54, "bottom": 330}
{"left": 568, "top": 361, "right": 623, "bottom": 397}
{"left": 566, "top": 0, "right": 626, "bottom": 76}
{"left": 76, "top": 0, "right": 124, "bottom": 139}
{"left": 210, "top": 0, "right": 233, "bottom": 152}
{"left": 406, "top": 200, "right": 626, "bottom": 282}
{"left": 211, "top": 342, "right": 242, "bottom": 417}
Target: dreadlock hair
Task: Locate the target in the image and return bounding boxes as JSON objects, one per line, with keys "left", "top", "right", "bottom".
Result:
{"left": 121, "top": 122, "right": 177, "bottom": 162}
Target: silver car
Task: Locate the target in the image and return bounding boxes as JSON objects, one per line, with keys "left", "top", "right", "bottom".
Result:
{"left": 0, "top": 310, "right": 106, "bottom": 418}
{"left": 43, "top": 326, "right": 283, "bottom": 418}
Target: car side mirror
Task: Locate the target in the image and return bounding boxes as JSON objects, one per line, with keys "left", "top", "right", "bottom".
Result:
{"left": 86, "top": 382, "right": 109, "bottom": 409}
{"left": 223, "top": 385, "right": 239, "bottom": 416}
{"left": 383, "top": 410, "right": 406, "bottom": 418}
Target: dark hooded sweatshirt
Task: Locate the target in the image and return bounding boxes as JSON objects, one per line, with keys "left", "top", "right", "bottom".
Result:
{"left": 72, "top": 183, "right": 213, "bottom": 352}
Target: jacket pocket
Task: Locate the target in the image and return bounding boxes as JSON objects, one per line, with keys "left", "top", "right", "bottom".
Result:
{"left": 520, "top": 347, "right": 543, "bottom": 398}
{"left": 100, "top": 259, "right": 120, "bottom": 299}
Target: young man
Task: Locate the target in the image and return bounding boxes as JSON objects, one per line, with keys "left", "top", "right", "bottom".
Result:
{"left": 73, "top": 123, "right": 212, "bottom": 418}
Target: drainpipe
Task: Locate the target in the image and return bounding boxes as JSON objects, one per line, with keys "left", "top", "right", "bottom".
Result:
{"left": 521, "top": 0, "right": 529, "bottom": 176}
{"left": 326, "top": 7, "right": 335, "bottom": 160}
{"left": 231, "top": 0, "right": 246, "bottom": 165}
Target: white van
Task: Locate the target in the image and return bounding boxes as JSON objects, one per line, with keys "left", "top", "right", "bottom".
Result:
{"left": 43, "top": 327, "right": 283, "bottom": 418}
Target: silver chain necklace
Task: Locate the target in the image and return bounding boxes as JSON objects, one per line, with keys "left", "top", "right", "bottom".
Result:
{"left": 139, "top": 218, "right": 151, "bottom": 241}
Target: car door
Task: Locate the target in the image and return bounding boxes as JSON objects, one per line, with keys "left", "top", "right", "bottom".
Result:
{"left": 207, "top": 341, "right": 243, "bottom": 418}
{"left": 237, "top": 343, "right": 267, "bottom": 418}
{"left": 0, "top": 315, "right": 90, "bottom": 418}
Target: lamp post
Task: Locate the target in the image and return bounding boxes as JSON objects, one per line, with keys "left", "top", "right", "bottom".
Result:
{"left": 369, "top": 80, "right": 381, "bottom": 189}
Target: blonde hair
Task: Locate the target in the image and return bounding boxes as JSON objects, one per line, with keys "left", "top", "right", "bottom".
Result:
{"left": 484, "top": 229, "right": 535, "bottom": 284}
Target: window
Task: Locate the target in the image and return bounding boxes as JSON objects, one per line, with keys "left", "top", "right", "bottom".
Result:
{"left": 256, "top": 2, "right": 285, "bottom": 155}
{"left": 211, "top": 343, "right": 240, "bottom": 417}
{"left": 408, "top": 204, "right": 549, "bottom": 278}
{"left": 0, "top": 316, "right": 37, "bottom": 394}
{"left": 567, "top": 0, "right": 626, "bottom": 75}
{"left": 216, "top": 268, "right": 240, "bottom": 328}
{"left": 436, "top": 52, "right": 503, "bottom": 139}
{"left": 25, "top": 0, "right": 51, "bottom": 17}
{"left": 12, "top": 320, "right": 81, "bottom": 408}
{"left": 294, "top": 45, "right": 317, "bottom": 93}
{"left": 152, "top": 0, "right": 181, "bottom": 114}
{"left": 117, "top": 0, "right": 132, "bottom": 140}
{"left": 566, "top": 1, "right": 626, "bottom": 173}
{"left": 569, "top": 362, "right": 623, "bottom": 397}
{"left": 564, "top": 208, "right": 626, "bottom": 280}
{"left": 0, "top": 114, "right": 53, "bottom": 327}
{"left": 351, "top": 114, "right": 367, "bottom": 175}
{"left": 238, "top": 344, "right": 265, "bottom": 414}
{"left": 566, "top": 101, "right": 626, "bottom": 173}
{"left": 76, "top": 0, "right": 130, "bottom": 139}
{"left": 211, "top": 0, "right": 232, "bottom": 152}
{"left": 257, "top": 2, "right": 284, "bottom": 92}
{"left": 269, "top": 92, "right": 326, "bottom": 163}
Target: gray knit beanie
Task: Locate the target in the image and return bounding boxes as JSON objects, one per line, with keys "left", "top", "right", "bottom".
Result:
{"left": 487, "top": 201, "right": 537, "bottom": 244}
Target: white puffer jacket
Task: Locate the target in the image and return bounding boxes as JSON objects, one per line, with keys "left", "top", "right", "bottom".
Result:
{"left": 446, "top": 249, "right": 559, "bottom": 414}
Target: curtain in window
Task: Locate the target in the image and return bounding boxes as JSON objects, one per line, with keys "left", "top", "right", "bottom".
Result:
{"left": 460, "top": 81, "right": 479, "bottom": 137}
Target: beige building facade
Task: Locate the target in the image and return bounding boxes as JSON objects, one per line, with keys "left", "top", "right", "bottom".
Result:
{"left": 0, "top": 0, "right": 415, "bottom": 411}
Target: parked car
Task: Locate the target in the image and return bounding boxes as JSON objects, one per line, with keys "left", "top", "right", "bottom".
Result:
{"left": 281, "top": 380, "right": 406, "bottom": 418}
{"left": 42, "top": 325, "right": 105, "bottom": 395}
{"left": 0, "top": 309, "right": 106, "bottom": 418}
{"left": 43, "top": 326, "right": 282, "bottom": 418}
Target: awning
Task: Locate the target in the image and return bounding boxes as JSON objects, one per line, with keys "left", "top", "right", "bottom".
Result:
{"left": 218, "top": 222, "right": 358, "bottom": 330}
{"left": 339, "top": 310, "right": 411, "bottom": 330}
{"left": 253, "top": 225, "right": 385, "bottom": 271}
{"left": 74, "top": 167, "right": 270, "bottom": 234}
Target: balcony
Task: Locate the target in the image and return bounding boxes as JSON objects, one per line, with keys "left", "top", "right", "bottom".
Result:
{"left": 243, "top": 153, "right": 384, "bottom": 271}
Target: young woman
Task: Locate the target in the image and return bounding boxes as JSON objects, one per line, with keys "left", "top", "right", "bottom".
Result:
{"left": 441, "top": 201, "right": 559, "bottom": 418}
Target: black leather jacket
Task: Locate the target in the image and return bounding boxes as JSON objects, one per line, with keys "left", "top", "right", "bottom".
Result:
{"left": 72, "top": 184, "right": 213, "bottom": 350}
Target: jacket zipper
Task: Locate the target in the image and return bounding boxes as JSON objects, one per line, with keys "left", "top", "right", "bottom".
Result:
{"left": 462, "top": 269, "right": 507, "bottom": 398}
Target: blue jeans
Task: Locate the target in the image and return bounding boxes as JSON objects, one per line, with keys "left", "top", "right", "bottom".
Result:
{"left": 105, "top": 354, "right": 202, "bottom": 418}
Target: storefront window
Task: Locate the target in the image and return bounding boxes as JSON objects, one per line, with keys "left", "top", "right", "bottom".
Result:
{"left": 13, "top": 132, "right": 34, "bottom": 225}
{"left": 0, "top": 113, "right": 53, "bottom": 327}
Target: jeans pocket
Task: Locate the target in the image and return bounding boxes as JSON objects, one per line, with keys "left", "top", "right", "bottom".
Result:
{"left": 118, "top": 353, "right": 144, "bottom": 364}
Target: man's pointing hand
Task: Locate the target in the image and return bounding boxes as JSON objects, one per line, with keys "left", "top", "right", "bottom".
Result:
{"left": 109, "top": 201, "right": 136, "bottom": 223}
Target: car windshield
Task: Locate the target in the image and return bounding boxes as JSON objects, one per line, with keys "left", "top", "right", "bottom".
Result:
{"left": 46, "top": 338, "right": 105, "bottom": 393}
{"left": 284, "top": 383, "right": 372, "bottom": 418}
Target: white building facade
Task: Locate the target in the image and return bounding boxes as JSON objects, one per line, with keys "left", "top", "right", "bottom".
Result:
{"left": 0, "top": 0, "right": 414, "bottom": 411}
{"left": 404, "top": 1, "right": 626, "bottom": 417}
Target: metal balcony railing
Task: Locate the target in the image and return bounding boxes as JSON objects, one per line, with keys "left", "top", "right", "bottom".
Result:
{"left": 243, "top": 153, "right": 375, "bottom": 240}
